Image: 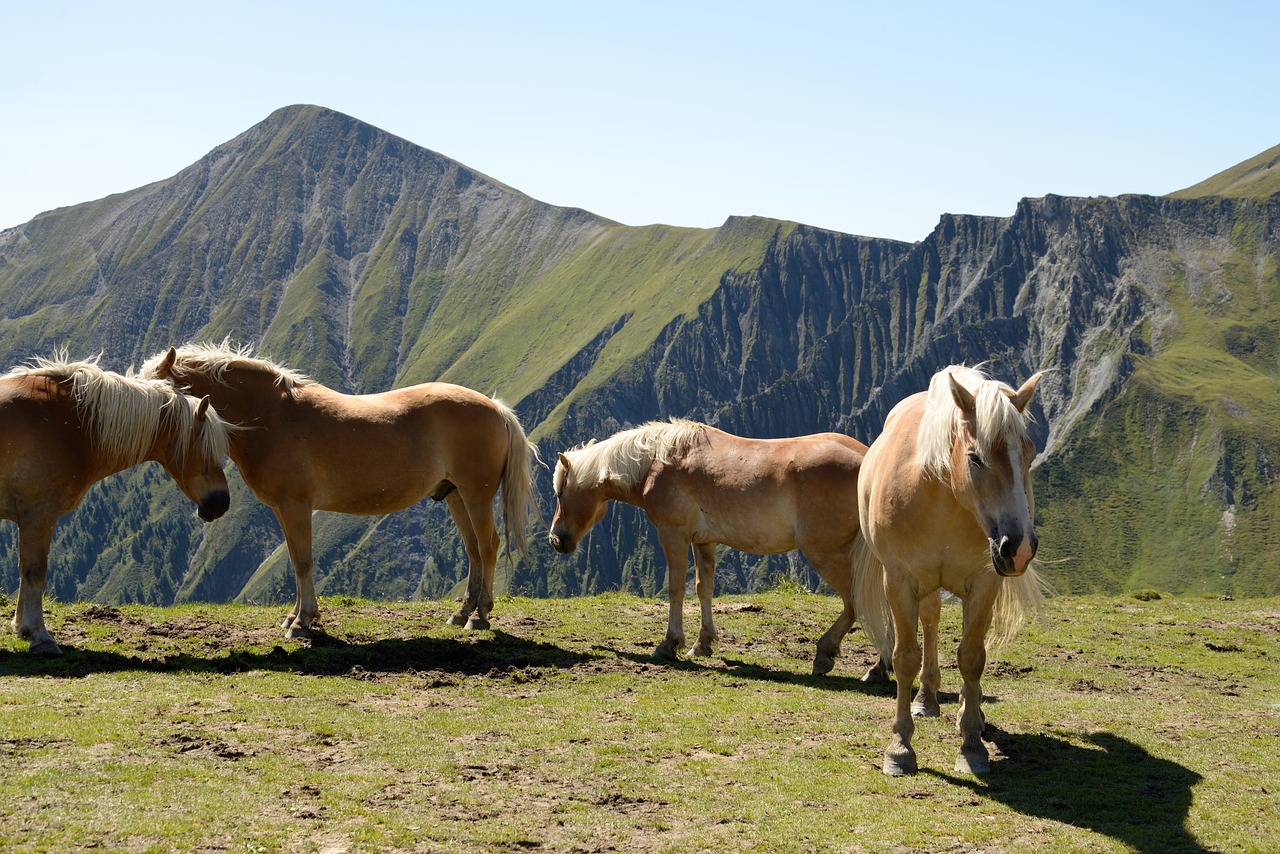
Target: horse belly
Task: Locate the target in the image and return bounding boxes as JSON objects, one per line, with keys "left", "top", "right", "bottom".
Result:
{"left": 695, "top": 507, "right": 799, "bottom": 555}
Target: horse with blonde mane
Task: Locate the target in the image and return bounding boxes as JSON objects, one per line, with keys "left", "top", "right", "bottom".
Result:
{"left": 551, "top": 419, "right": 885, "bottom": 679}
{"left": 142, "top": 342, "right": 541, "bottom": 637}
{"left": 1, "top": 354, "right": 232, "bottom": 655}
{"left": 855, "top": 364, "right": 1046, "bottom": 775}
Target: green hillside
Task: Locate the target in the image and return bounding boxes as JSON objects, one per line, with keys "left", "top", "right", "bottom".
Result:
{"left": 1170, "top": 142, "right": 1280, "bottom": 200}
{"left": 2, "top": 107, "right": 1279, "bottom": 606}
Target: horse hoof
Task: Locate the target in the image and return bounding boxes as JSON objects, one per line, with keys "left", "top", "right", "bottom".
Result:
{"left": 464, "top": 616, "right": 491, "bottom": 631}
{"left": 652, "top": 641, "right": 680, "bottom": 661}
{"left": 445, "top": 613, "right": 468, "bottom": 627}
{"left": 688, "top": 642, "right": 714, "bottom": 658}
{"left": 812, "top": 655, "right": 835, "bottom": 676}
{"left": 285, "top": 624, "right": 313, "bottom": 640}
{"left": 883, "top": 752, "right": 918, "bottom": 777}
{"left": 29, "top": 639, "right": 63, "bottom": 656}
{"left": 861, "top": 660, "right": 890, "bottom": 683}
{"left": 955, "top": 750, "right": 991, "bottom": 775}
{"left": 911, "top": 699, "right": 941, "bottom": 718}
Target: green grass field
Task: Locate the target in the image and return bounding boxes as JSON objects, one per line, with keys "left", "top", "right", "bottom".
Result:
{"left": 1, "top": 591, "right": 1276, "bottom": 853}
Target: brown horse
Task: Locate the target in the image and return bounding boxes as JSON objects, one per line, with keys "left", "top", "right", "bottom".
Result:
{"left": 142, "top": 341, "right": 541, "bottom": 637}
{"left": 550, "top": 419, "right": 885, "bottom": 679}
{"left": 855, "top": 364, "right": 1046, "bottom": 775}
{"left": 1, "top": 355, "right": 232, "bottom": 655}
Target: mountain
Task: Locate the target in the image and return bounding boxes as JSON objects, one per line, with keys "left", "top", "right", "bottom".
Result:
{"left": 1, "top": 105, "right": 1277, "bottom": 604}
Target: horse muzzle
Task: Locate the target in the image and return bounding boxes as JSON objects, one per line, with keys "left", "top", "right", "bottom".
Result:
{"left": 548, "top": 530, "right": 577, "bottom": 554}
{"left": 990, "top": 531, "right": 1037, "bottom": 577}
{"left": 198, "top": 489, "right": 231, "bottom": 522}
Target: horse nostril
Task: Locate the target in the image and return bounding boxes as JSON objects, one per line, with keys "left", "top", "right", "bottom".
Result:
{"left": 199, "top": 489, "right": 231, "bottom": 521}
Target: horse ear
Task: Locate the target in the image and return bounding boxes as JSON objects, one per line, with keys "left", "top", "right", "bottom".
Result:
{"left": 948, "top": 373, "right": 977, "bottom": 420}
{"left": 557, "top": 452, "right": 571, "bottom": 471}
{"left": 159, "top": 347, "right": 177, "bottom": 376}
{"left": 196, "top": 395, "right": 211, "bottom": 420}
{"left": 1008, "top": 372, "right": 1043, "bottom": 413}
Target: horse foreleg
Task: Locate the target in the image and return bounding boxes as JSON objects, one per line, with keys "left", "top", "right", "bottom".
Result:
{"left": 689, "top": 543, "right": 718, "bottom": 657}
{"left": 883, "top": 575, "right": 921, "bottom": 776}
{"left": 273, "top": 505, "right": 319, "bottom": 638}
{"left": 653, "top": 531, "right": 690, "bottom": 660}
{"left": 14, "top": 520, "right": 60, "bottom": 655}
{"left": 912, "top": 590, "right": 942, "bottom": 717}
{"left": 954, "top": 579, "right": 999, "bottom": 775}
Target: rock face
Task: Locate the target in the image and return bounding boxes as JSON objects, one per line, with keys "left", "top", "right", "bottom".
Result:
{"left": 1, "top": 105, "right": 1277, "bottom": 603}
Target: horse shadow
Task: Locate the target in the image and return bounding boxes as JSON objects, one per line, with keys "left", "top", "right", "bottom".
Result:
{"left": 928, "top": 726, "right": 1214, "bottom": 854}
{"left": 0, "top": 629, "right": 597, "bottom": 680}
{"left": 597, "top": 645, "right": 898, "bottom": 695}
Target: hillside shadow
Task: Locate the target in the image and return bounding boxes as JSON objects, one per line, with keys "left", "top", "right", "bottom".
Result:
{"left": 0, "top": 629, "right": 597, "bottom": 679}
{"left": 927, "top": 726, "right": 1212, "bottom": 854}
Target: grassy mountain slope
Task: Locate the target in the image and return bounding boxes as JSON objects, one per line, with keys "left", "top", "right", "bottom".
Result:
{"left": 1, "top": 107, "right": 1278, "bottom": 604}
{"left": 1170, "top": 143, "right": 1280, "bottom": 200}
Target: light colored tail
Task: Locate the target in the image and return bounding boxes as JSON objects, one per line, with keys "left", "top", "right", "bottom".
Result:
{"left": 852, "top": 535, "right": 1047, "bottom": 659}
{"left": 494, "top": 398, "right": 543, "bottom": 562}
{"left": 852, "top": 536, "right": 894, "bottom": 662}
{"left": 988, "top": 563, "right": 1049, "bottom": 654}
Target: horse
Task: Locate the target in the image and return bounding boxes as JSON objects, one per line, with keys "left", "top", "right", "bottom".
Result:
{"left": 142, "top": 341, "right": 541, "bottom": 637}
{"left": 550, "top": 418, "right": 886, "bottom": 679}
{"left": 854, "top": 364, "right": 1046, "bottom": 776}
{"left": 1, "top": 355, "right": 232, "bottom": 655}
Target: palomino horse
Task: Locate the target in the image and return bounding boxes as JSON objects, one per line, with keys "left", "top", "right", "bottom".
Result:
{"left": 855, "top": 364, "right": 1046, "bottom": 775}
{"left": 550, "top": 419, "right": 885, "bottom": 679}
{"left": 1, "top": 355, "right": 232, "bottom": 655}
{"left": 143, "top": 342, "right": 540, "bottom": 636}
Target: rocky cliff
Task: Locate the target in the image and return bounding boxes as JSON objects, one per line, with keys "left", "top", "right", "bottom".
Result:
{"left": 1, "top": 106, "right": 1276, "bottom": 603}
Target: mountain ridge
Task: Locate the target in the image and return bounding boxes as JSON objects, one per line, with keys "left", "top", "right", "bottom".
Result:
{"left": 0, "top": 105, "right": 1277, "bottom": 605}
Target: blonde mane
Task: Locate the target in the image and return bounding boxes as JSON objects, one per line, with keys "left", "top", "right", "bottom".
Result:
{"left": 141, "top": 339, "right": 314, "bottom": 395}
{"left": 557, "top": 419, "right": 707, "bottom": 492}
{"left": 916, "top": 365, "right": 1032, "bottom": 478}
{"left": 8, "top": 354, "right": 232, "bottom": 468}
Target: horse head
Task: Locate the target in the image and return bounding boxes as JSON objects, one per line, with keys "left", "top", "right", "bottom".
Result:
{"left": 946, "top": 370, "right": 1043, "bottom": 577}
{"left": 159, "top": 394, "right": 232, "bottom": 522}
{"left": 548, "top": 451, "right": 609, "bottom": 554}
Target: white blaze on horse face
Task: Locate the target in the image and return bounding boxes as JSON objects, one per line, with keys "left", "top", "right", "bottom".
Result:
{"left": 549, "top": 457, "right": 604, "bottom": 553}
{"left": 959, "top": 429, "right": 1037, "bottom": 578}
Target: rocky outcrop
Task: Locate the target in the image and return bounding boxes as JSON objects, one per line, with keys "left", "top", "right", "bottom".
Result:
{"left": 1, "top": 106, "right": 1276, "bottom": 603}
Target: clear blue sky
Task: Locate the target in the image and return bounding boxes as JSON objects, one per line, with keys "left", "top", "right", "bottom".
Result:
{"left": 3, "top": 1, "right": 1277, "bottom": 242}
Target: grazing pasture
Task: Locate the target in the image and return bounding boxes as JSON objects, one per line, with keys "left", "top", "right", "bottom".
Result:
{"left": 0, "top": 591, "right": 1276, "bottom": 853}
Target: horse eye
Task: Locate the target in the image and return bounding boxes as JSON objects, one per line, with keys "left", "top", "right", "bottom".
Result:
{"left": 967, "top": 450, "right": 986, "bottom": 469}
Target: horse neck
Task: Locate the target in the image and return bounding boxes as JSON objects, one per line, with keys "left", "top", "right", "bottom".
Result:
{"left": 179, "top": 367, "right": 285, "bottom": 428}
{"left": 598, "top": 473, "right": 647, "bottom": 508}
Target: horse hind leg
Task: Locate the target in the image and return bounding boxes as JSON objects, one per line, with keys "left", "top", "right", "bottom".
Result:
{"left": 912, "top": 590, "right": 942, "bottom": 717}
{"left": 688, "top": 543, "right": 718, "bottom": 658}
{"left": 14, "top": 520, "right": 61, "bottom": 655}
{"left": 444, "top": 492, "right": 499, "bottom": 631}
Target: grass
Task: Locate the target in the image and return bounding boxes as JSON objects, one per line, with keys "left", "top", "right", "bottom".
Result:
{"left": 1, "top": 591, "right": 1276, "bottom": 852}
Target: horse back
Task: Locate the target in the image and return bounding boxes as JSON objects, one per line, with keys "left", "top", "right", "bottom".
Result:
{"left": 642, "top": 428, "right": 863, "bottom": 552}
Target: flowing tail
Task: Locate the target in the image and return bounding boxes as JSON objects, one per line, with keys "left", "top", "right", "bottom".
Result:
{"left": 493, "top": 397, "right": 544, "bottom": 562}
{"left": 852, "top": 536, "right": 894, "bottom": 662}
{"left": 852, "top": 536, "right": 1047, "bottom": 660}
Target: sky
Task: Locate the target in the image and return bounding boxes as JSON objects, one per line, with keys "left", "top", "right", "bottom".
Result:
{"left": 2, "top": 1, "right": 1278, "bottom": 243}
